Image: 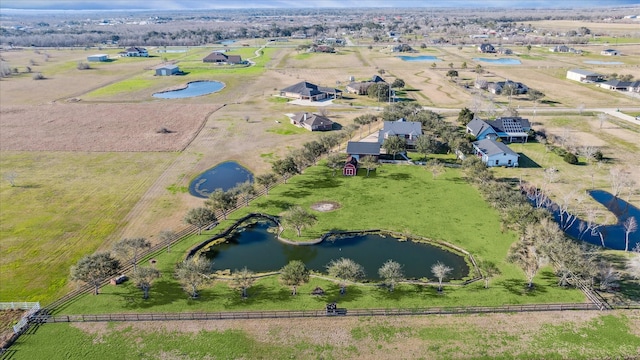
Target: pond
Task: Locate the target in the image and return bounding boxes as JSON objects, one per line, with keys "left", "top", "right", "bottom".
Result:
{"left": 584, "top": 60, "right": 624, "bottom": 65}
{"left": 473, "top": 58, "right": 521, "bottom": 65}
{"left": 542, "top": 190, "right": 640, "bottom": 250}
{"left": 202, "top": 221, "right": 470, "bottom": 280}
{"left": 152, "top": 81, "right": 225, "bottom": 99}
{"left": 398, "top": 55, "right": 441, "bottom": 62}
{"left": 219, "top": 40, "right": 236, "bottom": 45}
{"left": 189, "top": 161, "right": 253, "bottom": 198}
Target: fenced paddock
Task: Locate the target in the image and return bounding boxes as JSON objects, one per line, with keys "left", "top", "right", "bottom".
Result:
{"left": 0, "top": 302, "right": 40, "bottom": 334}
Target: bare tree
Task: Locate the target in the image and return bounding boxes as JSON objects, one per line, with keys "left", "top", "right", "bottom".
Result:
{"left": 378, "top": 259, "right": 404, "bottom": 292}
{"left": 3, "top": 171, "right": 17, "bottom": 187}
{"left": 598, "top": 261, "right": 620, "bottom": 292}
{"left": 478, "top": 259, "right": 501, "bottom": 289}
{"left": 326, "top": 258, "right": 365, "bottom": 294}
{"left": 184, "top": 207, "right": 217, "bottom": 235}
{"left": 431, "top": 262, "right": 452, "bottom": 292}
{"left": 577, "top": 103, "right": 585, "bottom": 115}
{"left": 175, "top": 256, "right": 212, "bottom": 299}
{"left": 132, "top": 266, "right": 161, "bottom": 299}
{"left": 112, "top": 237, "right": 151, "bottom": 272}
{"left": 158, "top": 230, "right": 176, "bottom": 253}
{"left": 427, "top": 159, "right": 445, "bottom": 179}
{"left": 597, "top": 113, "right": 607, "bottom": 129}
{"left": 623, "top": 217, "right": 638, "bottom": 252}
{"left": 231, "top": 267, "right": 256, "bottom": 298}
{"left": 507, "top": 224, "right": 547, "bottom": 288}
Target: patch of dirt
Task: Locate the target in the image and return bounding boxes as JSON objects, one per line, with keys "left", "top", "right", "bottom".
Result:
{"left": 310, "top": 201, "right": 341, "bottom": 212}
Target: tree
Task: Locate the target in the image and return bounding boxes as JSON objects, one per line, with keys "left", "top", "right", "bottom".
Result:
{"left": 233, "top": 181, "right": 257, "bottom": 206}
{"left": 282, "top": 206, "right": 317, "bottom": 237}
{"left": 359, "top": 155, "right": 379, "bottom": 177}
{"left": 231, "top": 267, "right": 256, "bottom": 298}
{"left": 426, "top": 159, "right": 445, "bottom": 179}
{"left": 272, "top": 157, "right": 298, "bottom": 183}
{"left": 205, "top": 189, "right": 238, "bottom": 220}
{"left": 326, "top": 153, "right": 345, "bottom": 177}
{"left": 526, "top": 44, "right": 532, "bottom": 52}
{"left": 303, "top": 141, "right": 327, "bottom": 164}
{"left": 623, "top": 217, "right": 638, "bottom": 252}
{"left": 343, "top": 123, "right": 360, "bottom": 141}
{"left": 431, "top": 261, "right": 452, "bottom": 292}
{"left": 158, "top": 230, "right": 176, "bottom": 253}
{"left": 507, "top": 224, "right": 546, "bottom": 288}
{"left": 461, "top": 61, "right": 467, "bottom": 69}
{"left": 112, "top": 237, "right": 151, "bottom": 272}
{"left": 3, "top": 171, "right": 17, "bottom": 187}
{"left": 475, "top": 64, "right": 484, "bottom": 74}
{"left": 382, "top": 136, "right": 406, "bottom": 160}
{"left": 279, "top": 260, "right": 309, "bottom": 295}
{"left": 391, "top": 78, "right": 405, "bottom": 88}
{"left": 70, "top": 252, "right": 120, "bottom": 295}
{"left": 367, "top": 82, "right": 390, "bottom": 102}
{"left": 448, "top": 62, "right": 454, "bottom": 69}
{"left": 132, "top": 266, "right": 161, "bottom": 299}
{"left": 597, "top": 113, "right": 607, "bottom": 129}
{"left": 457, "top": 107, "right": 474, "bottom": 126}
{"left": 175, "top": 256, "right": 212, "bottom": 299}
{"left": 415, "top": 135, "right": 435, "bottom": 161}
{"left": 256, "top": 173, "right": 278, "bottom": 195}
{"left": 528, "top": 89, "right": 544, "bottom": 122}
{"left": 353, "top": 114, "right": 378, "bottom": 134}
{"left": 378, "top": 260, "right": 404, "bottom": 292}
{"left": 446, "top": 70, "right": 458, "bottom": 79}
{"left": 478, "top": 259, "right": 501, "bottom": 289}
{"left": 184, "top": 207, "right": 217, "bottom": 235}
{"left": 326, "top": 258, "right": 365, "bottom": 294}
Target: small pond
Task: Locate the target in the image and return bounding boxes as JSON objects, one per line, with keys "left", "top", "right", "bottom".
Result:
{"left": 219, "top": 40, "right": 236, "bottom": 45}
{"left": 541, "top": 190, "right": 640, "bottom": 250}
{"left": 473, "top": 58, "right": 521, "bottom": 65}
{"left": 153, "top": 81, "right": 225, "bottom": 99}
{"left": 203, "top": 221, "right": 469, "bottom": 280}
{"left": 189, "top": 161, "right": 253, "bottom": 198}
{"left": 398, "top": 55, "right": 441, "bottom": 62}
{"left": 584, "top": 60, "right": 624, "bottom": 65}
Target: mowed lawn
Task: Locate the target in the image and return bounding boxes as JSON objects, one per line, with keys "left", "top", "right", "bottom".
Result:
{"left": 0, "top": 151, "right": 176, "bottom": 303}
{"left": 58, "top": 162, "right": 585, "bottom": 315}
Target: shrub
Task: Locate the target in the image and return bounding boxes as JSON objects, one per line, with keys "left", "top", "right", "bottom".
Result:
{"left": 594, "top": 150, "right": 604, "bottom": 161}
{"left": 77, "top": 62, "right": 91, "bottom": 70}
{"left": 563, "top": 152, "right": 578, "bottom": 164}
{"left": 32, "top": 72, "right": 44, "bottom": 80}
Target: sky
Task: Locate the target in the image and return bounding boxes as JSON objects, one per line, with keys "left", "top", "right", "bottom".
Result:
{"left": 1, "top": 0, "right": 639, "bottom": 10}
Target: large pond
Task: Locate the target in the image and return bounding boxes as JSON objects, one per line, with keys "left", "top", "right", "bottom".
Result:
{"left": 584, "top": 60, "right": 624, "bottom": 65}
{"left": 189, "top": 161, "right": 253, "bottom": 198}
{"left": 398, "top": 55, "right": 441, "bottom": 62}
{"left": 541, "top": 190, "right": 640, "bottom": 250}
{"left": 203, "top": 220, "right": 469, "bottom": 280}
{"left": 153, "top": 81, "right": 225, "bottom": 99}
{"left": 473, "top": 58, "right": 521, "bottom": 65}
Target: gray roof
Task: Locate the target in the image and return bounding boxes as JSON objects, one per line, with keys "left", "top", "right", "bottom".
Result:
{"left": 486, "top": 117, "right": 530, "bottom": 134}
{"left": 466, "top": 118, "right": 496, "bottom": 137}
{"left": 291, "top": 112, "right": 333, "bottom": 127}
{"left": 156, "top": 64, "right": 178, "bottom": 70}
{"left": 281, "top": 81, "right": 341, "bottom": 96}
{"left": 568, "top": 69, "right": 602, "bottom": 77}
{"left": 473, "top": 139, "right": 519, "bottom": 157}
{"left": 346, "top": 141, "right": 381, "bottom": 155}
{"left": 380, "top": 120, "right": 422, "bottom": 136}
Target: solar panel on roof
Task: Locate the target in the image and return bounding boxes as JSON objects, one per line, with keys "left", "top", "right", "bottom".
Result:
{"left": 501, "top": 118, "right": 523, "bottom": 133}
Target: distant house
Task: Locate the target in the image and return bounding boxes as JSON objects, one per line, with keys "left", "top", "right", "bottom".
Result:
{"left": 119, "top": 47, "right": 148, "bottom": 57}
{"left": 601, "top": 49, "right": 619, "bottom": 56}
{"left": 203, "top": 52, "right": 242, "bottom": 64}
{"left": 280, "top": 81, "right": 342, "bottom": 101}
{"left": 477, "top": 43, "right": 496, "bottom": 53}
{"left": 549, "top": 45, "right": 570, "bottom": 53}
{"left": 289, "top": 112, "right": 334, "bottom": 131}
{"left": 487, "top": 80, "right": 528, "bottom": 95}
{"left": 345, "top": 75, "right": 386, "bottom": 95}
{"left": 472, "top": 139, "right": 519, "bottom": 167}
{"left": 467, "top": 117, "right": 530, "bottom": 143}
{"left": 346, "top": 141, "right": 380, "bottom": 161}
{"left": 496, "top": 47, "right": 513, "bottom": 55}
{"left": 155, "top": 64, "right": 179, "bottom": 76}
{"left": 566, "top": 69, "right": 604, "bottom": 83}
{"left": 599, "top": 80, "right": 640, "bottom": 93}
{"left": 378, "top": 119, "right": 422, "bottom": 147}
{"left": 87, "top": 54, "right": 108, "bottom": 62}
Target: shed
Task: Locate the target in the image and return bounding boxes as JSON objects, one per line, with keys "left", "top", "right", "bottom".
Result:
{"left": 343, "top": 156, "right": 358, "bottom": 176}
{"left": 87, "top": 54, "right": 108, "bottom": 62}
{"left": 155, "top": 64, "right": 179, "bottom": 76}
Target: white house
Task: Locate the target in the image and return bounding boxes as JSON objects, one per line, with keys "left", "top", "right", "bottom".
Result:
{"left": 87, "top": 54, "right": 108, "bottom": 62}
{"left": 472, "top": 139, "right": 519, "bottom": 167}
{"left": 566, "top": 69, "right": 604, "bottom": 83}
{"left": 601, "top": 49, "right": 619, "bottom": 56}
{"left": 119, "top": 47, "right": 148, "bottom": 57}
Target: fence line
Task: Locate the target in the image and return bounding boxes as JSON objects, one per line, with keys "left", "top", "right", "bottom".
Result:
{"left": 0, "top": 302, "right": 41, "bottom": 334}
{"left": 0, "top": 303, "right": 39, "bottom": 311}
{"left": 31, "top": 303, "right": 600, "bottom": 325}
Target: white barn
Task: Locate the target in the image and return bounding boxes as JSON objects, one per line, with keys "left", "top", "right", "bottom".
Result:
{"left": 472, "top": 139, "right": 519, "bottom": 167}
{"left": 87, "top": 54, "right": 108, "bottom": 62}
{"left": 566, "top": 69, "right": 604, "bottom": 83}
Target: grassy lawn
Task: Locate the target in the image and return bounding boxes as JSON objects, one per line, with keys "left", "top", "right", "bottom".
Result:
{"left": 0, "top": 151, "right": 175, "bottom": 303}
{"left": 57, "top": 162, "right": 585, "bottom": 315}
{"left": 9, "top": 311, "right": 640, "bottom": 360}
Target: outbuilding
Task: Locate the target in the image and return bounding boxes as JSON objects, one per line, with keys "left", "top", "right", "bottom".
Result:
{"left": 87, "top": 54, "right": 108, "bottom": 62}
{"left": 472, "top": 139, "right": 519, "bottom": 167}
{"left": 566, "top": 69, "right": 604, "bottom": 83}
{"left": 155, "top": 64, "right": 180, "bottom": 76}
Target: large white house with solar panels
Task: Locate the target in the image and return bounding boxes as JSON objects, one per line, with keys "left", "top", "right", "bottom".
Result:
{"left": 466, "top": 117, "right": 531, "bottom": 143}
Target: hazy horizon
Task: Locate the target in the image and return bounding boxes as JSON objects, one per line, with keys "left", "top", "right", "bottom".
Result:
{"left": 1, "top": 0, "right": 639, "bottom": 11}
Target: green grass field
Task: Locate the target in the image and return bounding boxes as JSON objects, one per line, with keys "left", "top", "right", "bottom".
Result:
{"left": 0, "top": 151, "right": 175, "bottom": 303}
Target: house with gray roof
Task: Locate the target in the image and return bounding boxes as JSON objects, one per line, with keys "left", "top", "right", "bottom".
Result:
{"left": 203, "top": 52, "right": 243, "bottom": 64}
{"left": 477, "top": 43, "right": 496, "bottom": 53}
{"left": 472, "top": 139, "right": 519, "bottom": 167}
{"left": 346, "top": 141, "right": 380, "bottom": 160}
{"left": 599, "top": 80, "right": 640, "bottom": 93}
{"left": 378, "top": 119, "right": 422, "bottom": 146}
{"left": 280, "top": 81, "right": 342, "bottom": 101}
{"left": 467, "top": 117, "right": 530, "bottom": 143}
{"left": 155, "top": 64, "right": 179, "bottom": 76}
{"left": 346, "top": 75, "right": 386, "bottom": 95}
{"left": 289, "top": 112, "right": 333, "bottom": 131}
{"left": 119, "top": 47, "right": 148, "bottom": 57}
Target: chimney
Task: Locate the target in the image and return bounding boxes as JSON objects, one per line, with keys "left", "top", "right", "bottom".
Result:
{"left": 303, "top": 113, "right": 307, "bottom": 122}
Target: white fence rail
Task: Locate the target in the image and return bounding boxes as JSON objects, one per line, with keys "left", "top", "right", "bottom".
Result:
{"left": 0, "top": 302, "right": 41, "bottom": 334}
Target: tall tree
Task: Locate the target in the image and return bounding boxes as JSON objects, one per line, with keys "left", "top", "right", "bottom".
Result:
{"left": 457, "top": 107, "right": 474, "bottom": 126}
{"left": 112, "top": 237, "right": 151, "bottom": 272}
{"left": 272, "top": 157, "right": 298, "bottom": 183}
{"left": 326, "top": 153, "right": 345, "bottom": 177}
{"left": 184, "top": 207, "right": 217, "bottom": 235}
{"left": 175, "top": 256, "right": 212, "bottom": 299}
{"left": 415, "top": 135, "right": 435, "bottom": 161}
{"left": 205, "top": 189, "right": 238, "bottom": 220}
{"left": 367, "top": 82, "right": 391, "bottom": 102}
{"left": 158, "top": 229, "right": 176, "bottom": 253}
{"left": 279, "top": 260, "right": 309, "bottom": 295}
{"left": 132, "top": 266, "right": 161, "bottom": 299}
{"left": 623, "top": 217, "right": 638, "bottom": 252}
{"left": 256, "top": 173, "right": 278, "bottom": 195}
{"left": 378, "top": 259, "right": 404, "bottom": 292}
{"left": 282, "top": 206, "right": 317, "bottom": 237}
{"left": 326, "top": 258, "right": 365, "bottom": 294}
{"left": 359, "top": 155, "right": 379, "bottom": 177}
{"left": 382, "top": 136, "right": 406, "bottom": 160}
{"left": 353, "top": 114, "right": 378, "bottom": 134}
{"left": 431, "top": 261, "right": 452, "bottom": 292}
{"left": 231, "top": 267, "right": 256, "bottom": 298}
{"left": 391, "top": 78, "right": 405, "bottom": 88}
{"left": 233, "top": 181, "right": 257, "bottom": 206}
{"left": 70, "top": 252, "right": 120, "bottom": 295}
{"left": 477, "top": 259, "right": 501, "bottom": 289}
